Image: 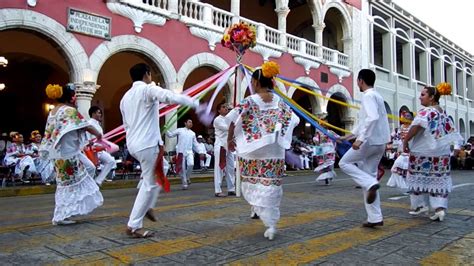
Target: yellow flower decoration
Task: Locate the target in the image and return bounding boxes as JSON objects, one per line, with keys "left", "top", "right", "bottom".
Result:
{"left": 436, "top": 82, "right": 452, "bottom": 96}
{"left": 261, "top": 61, "right": 280, "bottom": 78}
{"left": 46, "top": 84, "right": 63, "bottom": 100}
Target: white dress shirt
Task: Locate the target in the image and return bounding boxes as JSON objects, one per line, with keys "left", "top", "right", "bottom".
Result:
{"left": 351, "top": 88, "right": 390, "bottom": 145}
{"left": 195, "top": 142, "right": 207, "bottom": 154}
{"left": 166, "top": 128, "right": 199, "bottom": 154}
{"left": 86, "top": 118, "right": 104, "bottom": 140}
{"left": 120, "top": 81, "right": 197, "bottom": 155}
{"left": 213, "top": 115, "right": 229, "bottom": 149}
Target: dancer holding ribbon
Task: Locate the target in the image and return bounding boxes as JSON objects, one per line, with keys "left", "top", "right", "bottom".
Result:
{"left": 120, "top": 63, "right": 199, "bottom": 238}
{"left": 226, "top": 61, "right": 299, "bottom": 240}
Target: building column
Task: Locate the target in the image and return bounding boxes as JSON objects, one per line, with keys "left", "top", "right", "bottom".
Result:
{"left": 75, "top": 81, "right": 100, "bottom": 119}
{"left": 230, "top": 0, "right": 240, "bottom": 23}
{"left": 313, "top": 22, "right": 325, "bottom": 57}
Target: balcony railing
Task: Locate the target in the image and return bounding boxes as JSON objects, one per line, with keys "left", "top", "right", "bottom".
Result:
{"left": 112, "top": 0, "right": 350, "bottom": 68}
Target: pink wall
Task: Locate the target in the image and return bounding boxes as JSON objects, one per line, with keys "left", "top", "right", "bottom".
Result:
{"left": 1, "top": 0, "right": 353, "bottom": 97}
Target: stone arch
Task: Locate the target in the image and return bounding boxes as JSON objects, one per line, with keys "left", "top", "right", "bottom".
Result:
{"left": 287, "top": 76, "right": 322, "bottom": 115}
{"left": 177, "top": 53, "right": 234, "bottom": 96}
{"left": 0, "top": 8, "right": 87, "bottom": 82}
{"left": 89, "top": 35, "right": 177, "bottom": 88}
{"left": 459, "top": 118, "right": 466, "bottom": 136}
{"left": 326, "top": 84, "right": 352, "bottom": 101}
{"left": 322, "top": 2, "right": 352, "bottom": 39}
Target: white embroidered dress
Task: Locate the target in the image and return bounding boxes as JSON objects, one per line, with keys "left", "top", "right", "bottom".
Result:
{"left": 227, "top": 94, "right": 299, "bottom": 228}
{"left": 40, "top": 105, "right": 103, "bottom": 223}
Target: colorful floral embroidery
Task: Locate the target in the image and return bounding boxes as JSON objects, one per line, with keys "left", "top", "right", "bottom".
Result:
{"left": 237, "top": 97, "right": 292, "bottom": 142}
{"left": 417, "top": 107, "right": 456, "bottom": 140}
{"left": 242, "top": 177, "right": 283, "bottom": 186}
{"left": 54, "top": 157, "right": 85, "bottom": 186}
{"left": 239, "top": 158, "right": 285, "bottom": 178}
{"left": 41, "top": 106, "right": 88, "bottom": 150}
{"left": 407, "top": 154, "right": 452, "bottom": 194}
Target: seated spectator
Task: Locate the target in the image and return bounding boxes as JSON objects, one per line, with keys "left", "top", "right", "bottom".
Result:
{"left": 3, "top": 132, "right": 37, "bottom": 183}
{"left": 457, "top": 146, "right": 467, "bottom": 169}
{"left": 195, "top": 135, "right": 211, "bottom": 171}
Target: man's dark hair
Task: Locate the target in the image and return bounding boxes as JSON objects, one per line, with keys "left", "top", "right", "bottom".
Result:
{"left": 129, "top": 63, "right": 151, "bottom": 82}
{"left": 357, "top": 69, "right": 376, "bottom": 87}
{"left": 57, "top": 83, "right": 76, "bottom": 104}
{"left": 89, "top": 106, "right": 102, "bottom": 117}
{"left": 216, "top": 102, "right": 227, "bottom": 112}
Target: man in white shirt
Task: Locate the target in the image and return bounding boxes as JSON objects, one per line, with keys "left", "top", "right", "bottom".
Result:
{"left": 338, "top": 69, "right": 390, "bottom": 228}
{"left": 120, "top": 63, "right": 198, "bottom": 238}
{"left": 196, "top": 135, "right": 211, "bottom": 170}
{"left": 87, "top": 106, "right": 116, "bottom": 185}
{"left": 166, "top": 119, "right": 199, "bottom": 189}
{"left": 213, "top": 103, "right": 235, "bottom": 197}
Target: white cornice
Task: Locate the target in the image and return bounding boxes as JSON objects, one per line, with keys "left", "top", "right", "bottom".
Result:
{"left": 293, "top": 56, "right": 321, "bottom": 75}
{"left": 106, "top": 1, "right": 166, "bottom": 33}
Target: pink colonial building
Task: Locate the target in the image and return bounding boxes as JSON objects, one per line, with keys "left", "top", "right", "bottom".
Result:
{"left": 0, "top": 0, "right": 363, "bottom": 149}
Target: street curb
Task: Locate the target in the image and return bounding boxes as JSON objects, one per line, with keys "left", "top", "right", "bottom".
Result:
{"left": 0, "top": 170, "right": 314, "bottom": 197}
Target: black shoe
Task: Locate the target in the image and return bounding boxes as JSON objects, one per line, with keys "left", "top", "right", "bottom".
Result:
{"left": 366, "top": 184, "right": 380, "bottom": 204}
{"left": 355, "top": 185, "right": 362, "bottom": 189}
{"left": 227, "top": 191, "right": 236, "bottom": 196}
{"left": 362, "top": 221, "right": 384, "bottom": 228}
{"left": 215, "top": 193, "right": 226, "bottom": 197}
{"left": 251, "top": 213, "right": 260, "bottom": 219}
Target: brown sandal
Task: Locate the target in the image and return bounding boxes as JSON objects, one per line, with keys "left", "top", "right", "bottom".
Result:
{"left": 126, "top": 227, "right": 155, "bottom": 238}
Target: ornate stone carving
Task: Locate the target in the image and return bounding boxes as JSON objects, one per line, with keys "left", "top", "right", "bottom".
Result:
{"left": 293, "top": 56, "right": 321, "bottom": 75}
{"left": 250, "top": 45, "right": 283, "bottom": 61}
{"left": 27, "top": 0, "right": 37, "bottom": 7}
{"left": 189, "top": 26, "right": 222, "bottom": 51}
{"left": 329, "top": 66, "right": 351, "bottom": 83}
{"left": 106, "top": 1, "right": 166, "bottom": 33}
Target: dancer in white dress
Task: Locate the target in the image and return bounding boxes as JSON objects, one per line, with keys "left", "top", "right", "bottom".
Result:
{"left": 40, "top": 83, "right": 103, "bottom": 225}
{"left": 227, "top": 61, "right": 299, "bottom": 240}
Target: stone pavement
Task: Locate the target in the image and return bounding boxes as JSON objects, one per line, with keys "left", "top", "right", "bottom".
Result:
{"left": 0, "top": 170, "right": 473, "bottom": 265}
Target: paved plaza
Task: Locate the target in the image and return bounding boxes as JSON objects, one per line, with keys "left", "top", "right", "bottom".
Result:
{"left": 0, "top": 170, "right": 473, "bottom": 265}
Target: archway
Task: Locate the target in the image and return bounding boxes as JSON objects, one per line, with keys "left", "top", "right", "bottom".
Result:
{"left": 291, "top": 88, "right": 319, "bottom": 140}
{"left": 94, "top": 51, "right": 166, "bottom": 133}
{"left": 180, "top": 66, "right": 231, "bottom": 139}
{"left": 0, "top": 29, "right": 70, "bottom": 136}
{"left": 326, "top": 92, "right": 348, "bottom": 135}
{"left": 459, "top": 118, "right": 466, "bottom": 137}
{"left": 322, "top": 7, "right": 346, "bottom": 53}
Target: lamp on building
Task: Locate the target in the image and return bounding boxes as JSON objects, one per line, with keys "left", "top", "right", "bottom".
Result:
{"left": 0, "top": 56, "right": 8, "bottom": 67}
{"left": 0, "top": 84, "right": 5, "bottom": 91}
{"left": 48, "top": 104, "right": 55, "bottom": 111}
{"left": 305, "top": 122, "right": 311, "bottom": 127}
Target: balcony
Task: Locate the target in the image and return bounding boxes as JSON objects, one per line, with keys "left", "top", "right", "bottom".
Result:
{"left": 106, "top": 0, "right": 350, "bottom": 72}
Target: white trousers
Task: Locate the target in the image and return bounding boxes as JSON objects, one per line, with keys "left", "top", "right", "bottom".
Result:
{"left": 199, "top": 153, "right": 211, "bottom": 168}
{"left": 214, "top": 146, "right": 235, "bottom": 193}
{"left": 300, "top": 155, "right": 310, "bottom": 169}
{"left": 95, "top": 151, "right": 116, "bottom": 185}
{"left": 127, "top": 146, "right": 161, "bottom": 230}
{"left": 180, "top": 151, "right": 194, "bottom": 187}
{"left": 339, "top": 143, "right": 385, "bottom": 223}
{"left": 410, "top": 194, "right": 448, "bottom": 210}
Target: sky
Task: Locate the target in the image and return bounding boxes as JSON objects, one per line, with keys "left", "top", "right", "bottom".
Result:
{"left": 392, "top": 0, "right": 474, "bottom": 55}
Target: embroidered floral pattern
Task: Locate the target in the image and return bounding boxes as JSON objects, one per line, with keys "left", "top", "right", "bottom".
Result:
{"left": 407, "top": 154, "right": 452, "bottom": 194}
{"left": 239, "top": 158, "right": 285, "bottom": 178}
{"left": 41, "top": 106, "right": 88, "bottom": 152}
{"left": 416, "top": 107, "right": 456, "bottom": 140}
{"left": 242, "top": 176, "right": 283, "bottom": 186}
{"left": 236, "top": 97, "right": 292, "bottom": 142}
{"left": 54, "top": 156, "right": 86, "bottom": 186}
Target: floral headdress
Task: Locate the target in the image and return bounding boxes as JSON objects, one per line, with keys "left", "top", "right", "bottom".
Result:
{"left": 45, "top": 84, "right": 63, "bottom": 100}
{"left": 261, "top": 61, "right": 280, "bottom": 78}
{"left": 436, "top": 82, "right": 452, "bottom": 96}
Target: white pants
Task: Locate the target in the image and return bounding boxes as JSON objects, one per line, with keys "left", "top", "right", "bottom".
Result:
{"left": 300, "top": 155, "right": 310, "bottom": 169}
{"left": 200, "top": 153, "right": 211, "bottom": 168}
{"left": 180, "top": 151, "right": 194, "bottom": 187}
{"left": 339, "top": 143, "right": 385, "bottom": 223}
{"left": 95, "top": 151, "right": 116, "bottom": 185}
{"left": 410, "top": 194, "right": 448, "bottom": 210}
{"left": 214, "top": 146, "right": 235, "bottom": 194}
{"left": 127, "top": 146, "right": 161, "bottom": 230}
